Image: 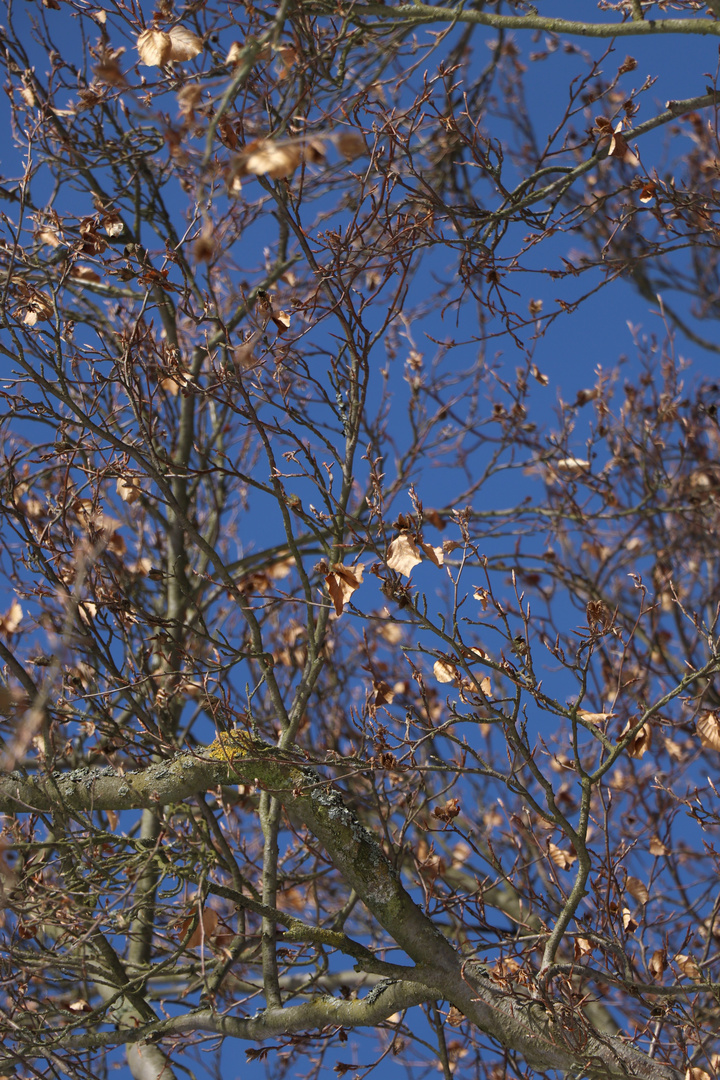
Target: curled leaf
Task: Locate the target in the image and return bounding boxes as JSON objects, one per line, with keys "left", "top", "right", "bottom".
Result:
{"left": 325, "top": 563, "right": 364, "bottom": 616}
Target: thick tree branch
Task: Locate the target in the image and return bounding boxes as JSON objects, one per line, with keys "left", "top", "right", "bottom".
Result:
{"left": 0, "top": 737, "right": 682, "bottom": 1080}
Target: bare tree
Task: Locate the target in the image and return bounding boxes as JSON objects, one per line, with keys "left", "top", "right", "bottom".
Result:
{"left": 2, "top": 3, "right": 720, "bottom": 1080}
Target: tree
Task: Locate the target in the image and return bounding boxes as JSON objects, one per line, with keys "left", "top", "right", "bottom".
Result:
{"left": 2, "top": 1, "right": 720, "bottom": 1078}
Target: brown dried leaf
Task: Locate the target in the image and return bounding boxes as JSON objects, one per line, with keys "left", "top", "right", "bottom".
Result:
{"left": 324, "top": 562, "right": 364, "bottom": 617}
{"left": 184, "top": 907, "right": 219, "bottom": 949}
{"left": 137, "top": 28, "right": 172, "bottom": 67}
{"left": 675, "top": 954, "right": 701, "bottom": 981}
{"left": 621, "top": 720, "right": 651, "bottom": 758}
{"left": 697, "top": 712, "right": 720, "bottom": 752}
{"left": 548, "top": 842, "right": 577, "bottom": 870}
{"left": 574, "top": 937, "right": 593, "bottom": 960}
{"left": 686, "top": 1070, "right": 711, "bottom": 1080}
{"left": 625, "top": 876, "right": 649, "bottom": 906}
{"left": 433, "top": 797, "right": 460, "bottom": 824}
{"left": 639, "top": 180, "right": 657, "bottom": 202}
{"left": 608, "top": 123, "right": 640, "bottom": 167}
{"left": 387, "top": 534, "right": 422, "bottom": 576}
{"left": 419, "top": 541, "right": 444, "bottom": 567}
{"left": 337, "top": 130, "right": 368, "bottom": 160}
{"left": 373, "top": 680, "right": 395, "bottom": 706}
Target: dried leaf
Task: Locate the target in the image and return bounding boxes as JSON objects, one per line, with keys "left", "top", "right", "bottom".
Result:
{"left": 0, "top": 601, "right": 23, "bottom": 635}
{"left": 574, "top": 937, "right": 593, "bottom": 960}
{"left": 675, "top": 954, "right": 701, "bottom": 981}
{"left": 337, "top": 130, "right": 368, "bottom": 160}
{"left": 434, "top": 659, "right": 458, "bottom": 684}
{"left": 625, "top": 876, "right": 649, "bottom": 906}
{"left": 639, "top": 180, "right": 657, "bottom": 202}
{"left": 649, "top": 949, "right": 666, "bottom": 980}
{"left": 649, "top": 836, "right": 668, "bottom": 857}
{"left": 177, "top": 84, "right": 203, "bottom": 119}
{"left": 608, "top": 122, "right": 640, "bottom": 167}
{"left": 225, "top": 41, "right": 244, "bottom": 66}
{"left": 168, "top": 25, "right": 203, "bottom": 62}
{"left": 419, "top": 541, "right": 444, "bottom": 567}
{"left": 433, "top": 797, "right": 460, "bottom": 824}
{"left": 137, "top": 28, "right": 172, "bottom": 67}
{"left": 241, "top": 140, "right": 302, "bottom": 180}
{"left": 577, "top": 710, "right": 615, "bottom": 725}
{"left": 622, "top": 907, "right": 638, "bottom": 933}
{"left": 373, "top": 680, "right": 395, "bottom": 706}
{"left": 182, "top": 907, "right": 219, "bottom": 949}
{"left": 116, "top": 475, "right": 142, "bottom": 504}
{"left": 325, "top": 562, "right": 364, "bottom": 616}
{"left": 387, "top": 534, "right": 422, "bottom": 576}
{"left": 621, "top": 720, "right": 651, "bottom": 758}
{"left": 556, "top": 457, "right": 589, "bottom": 473}
{"left": 686, "top": 1070, "right": 711, "bottom": 1080}
{"left": 548, "top": 842, "right": 577, "bottom": 870}
{"left": 68, "top": 999, "right": 92, "bottom": 1013}
{"left": 697, "top": 712, "right": 720, "bottom": 752}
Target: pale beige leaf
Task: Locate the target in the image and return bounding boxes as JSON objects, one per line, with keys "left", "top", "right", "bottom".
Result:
{"left": 577, "top": 710, "right": 615, "bottom": 725}
{"left": 0, "top": 601, "right": 23, "bottom": 635}
{"left": 177, "top": 84, "right": 203, "bottom": 118}
{"left": 675, "top": 954, "right": 701, "bottom": 981}
{"left": 243, "top": 140, "right": 302, "bottom": 180}
{"left": 419, "top": 541, "right": 444, "bottom": 567}
{"left": 225, "top": 41, "right": 243, "bottom": 66}
{"left": 622, "top": 907, "right": 638, "bottom": 933}
{"left": 649, "top": 949, "right": 666, "bottom": 980}
{"left": 387, "top": 534, "right": 422, "bottom": 576}
{"left": 68, "top": 998, "right": 91, "bottom": 1012}
{"left": 168, "top": 26, "right": 203, "bottom": 62}
{"left": 556, "top": 457, "right": 589, "bottom": 473}
{"left": 116, "top": 475, "right": 142, "bottom": 504}
{"left": 137, "top": 28, "right": 172, "bottom": 67}
{"left": 574, "top": 937, "right": 593, "bottom": 959}
{"left": 625, "top": 876, "right": 649, "bottom": 906}
{"left": 686, "top": 1069, "right": 711, "bottom": 1080}
{"left": 649, "top": 836, "right": 668, "bottom": 857}
{"left": 434, "top": 659, "right": 458, "bottom": 684}
{"left": 548, "top": 842, "right": 576, "bottom": 870}
{"left": 697, "top": 712, "right": 720, "bottom": 752}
